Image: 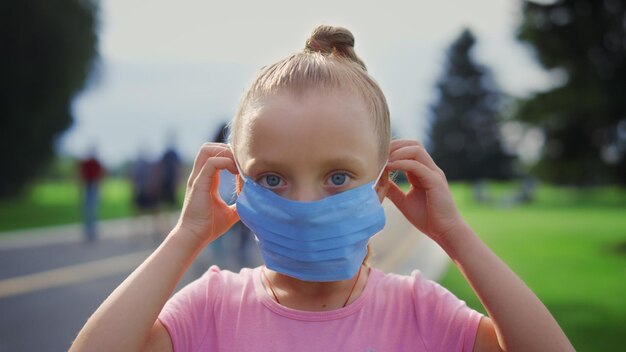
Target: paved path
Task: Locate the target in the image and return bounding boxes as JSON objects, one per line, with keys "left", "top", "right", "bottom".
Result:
{"left": 0, "top": 200, "right": 449, "bottom": 351}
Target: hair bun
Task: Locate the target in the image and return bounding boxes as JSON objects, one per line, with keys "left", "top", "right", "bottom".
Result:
{"left": 305, "top": 25, "right": 366, "bottom": 70}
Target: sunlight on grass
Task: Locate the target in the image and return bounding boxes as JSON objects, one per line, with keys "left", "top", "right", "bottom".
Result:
{"left": 30, "top": 180, "right": 79, "bottom": 205}
{"left": 439, "top": 182, "right": 626, "bottom": 352}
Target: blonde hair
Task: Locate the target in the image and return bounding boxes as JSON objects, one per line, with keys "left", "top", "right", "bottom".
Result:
{"left": 230, "top": 25, "right": 390, "bottom": 267}
{"left": 230, "top": 24, "right": 391, "bottom": 161}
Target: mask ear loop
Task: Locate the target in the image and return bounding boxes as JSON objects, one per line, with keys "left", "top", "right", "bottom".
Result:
{"left": 371, "top": 160, "right": 388, "bottom": 189}
{"left": 228, "top": 143, "right": 248, "bottom": 182}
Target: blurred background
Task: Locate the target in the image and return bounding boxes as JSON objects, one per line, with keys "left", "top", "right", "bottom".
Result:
{"left": 0, "top": 0, "right": 624, "bottom": 350}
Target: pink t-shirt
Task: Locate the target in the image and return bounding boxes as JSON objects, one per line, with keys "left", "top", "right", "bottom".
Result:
{"left": 158, "top": 265, "right": 482, "bottom": 351}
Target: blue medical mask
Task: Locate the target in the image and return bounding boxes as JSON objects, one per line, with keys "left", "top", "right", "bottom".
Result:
{"left": 233, "top": 156, "right": 386, "bottom": 282}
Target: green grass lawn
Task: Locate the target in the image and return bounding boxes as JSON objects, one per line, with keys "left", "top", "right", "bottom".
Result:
{"left": 0, "top": 178, "right": 186, "bottom": 232}
{"left": 440, "top": 183, "right": 626, "bottom": 351}
{"left": 0, "top": 178, "right": 136, "bottom": 232}
{"left": 1, "top": 178, "right": 624, "bottom": 349}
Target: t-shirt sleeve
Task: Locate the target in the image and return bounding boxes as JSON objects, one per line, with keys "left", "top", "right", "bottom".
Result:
{"left": 411, "top": 270, "right": 483, "bottom": 352}
{"left": 158, "top": 265, "right": 223, "bottom": 352}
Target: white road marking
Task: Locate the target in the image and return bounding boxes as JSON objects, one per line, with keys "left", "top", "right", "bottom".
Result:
{"left": 0, "top": 250, "right": 153, "bottom": 299}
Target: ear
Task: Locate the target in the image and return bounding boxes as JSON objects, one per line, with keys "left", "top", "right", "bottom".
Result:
{"left": 375, "top": 169, "right": 391, "bottom": 203}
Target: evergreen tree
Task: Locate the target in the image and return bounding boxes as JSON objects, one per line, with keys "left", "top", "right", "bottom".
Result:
{"left": 516, "top": 0, "right": 626, "bottom": 185}
{"left": 0, "top": 0, "right": 99, "bottom": 197}
{"left": 428, "top": 28, "right": 515, "bottom": 182}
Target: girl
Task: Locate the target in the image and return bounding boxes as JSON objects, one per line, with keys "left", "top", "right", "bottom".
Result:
{"left": 70, "top": 25, "right": 573, "bottom": 351}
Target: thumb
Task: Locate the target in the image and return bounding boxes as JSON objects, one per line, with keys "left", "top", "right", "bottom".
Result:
{"left": 222, "top": 202, "right": 240, "bottom": 225}
{"left": 386, "top": 181, "right": 406, "bottom": 208}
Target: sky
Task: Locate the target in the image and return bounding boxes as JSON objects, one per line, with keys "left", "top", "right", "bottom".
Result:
{"left": 59, "top": 0, "right": 556, "bottom": 167}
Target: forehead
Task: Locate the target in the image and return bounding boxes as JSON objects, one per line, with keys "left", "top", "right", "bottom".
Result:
{"left": 237, "top": 90, "right": 379, "bottom": 169}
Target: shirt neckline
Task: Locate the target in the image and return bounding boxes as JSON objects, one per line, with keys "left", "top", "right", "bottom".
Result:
{"left": 253, "top": 265, "right": 382, "bottom": 322}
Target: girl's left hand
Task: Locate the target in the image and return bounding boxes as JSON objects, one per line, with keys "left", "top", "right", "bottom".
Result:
{"left": 385, "top": 139, "right": 466, "bottom": 245}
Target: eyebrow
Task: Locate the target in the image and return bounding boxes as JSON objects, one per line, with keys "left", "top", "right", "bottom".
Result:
{"left": 245, "top": 155, "right": 368, "bottom": 174}
{"left": 245, "top": 158, "right": 284, "bottom": 174}
{"left": 320, "top": 156, "right": 367, "bottom": 170}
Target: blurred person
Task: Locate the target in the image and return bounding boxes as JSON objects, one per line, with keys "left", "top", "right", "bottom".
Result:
{"left": 159, "top": 138, "right": 182, "bottom": 210}
{"left": 129, "top": 149, "right": 161, "bottom": 239}
{"left": 156, "top": 137, "right": 183, "bottom": 236}
{"left": 71, "top": 25, "right": 573, "bottom": 351}
{"left": 78, "top": 147, "right": 105, "bottom": 242}
{"left": 501, "top": 176, "right": 537, "bottom": 207}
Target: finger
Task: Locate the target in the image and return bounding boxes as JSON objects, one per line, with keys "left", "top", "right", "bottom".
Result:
{"left": 191, "top": 157, "right": 237, "bottom": 193}
{"left": 191, "top": 143, "right": 232, "bottom": 173}
{"left": 188, "top": 144, "right": 229, "bottom": 182}
{"left": 389, "top": 139, "right": 424, "bottom": 154}
{"left": 210, "top": 168, "right": 221, "bottom": 196}
{"left": 385, "top": 180, "right": 407, "bottom": 208}
{"left": 387, "top": 159, "right": 441, "bottom": 191}
{"left": 389, "top": 145, "right": 444, "bottom": 177}
{"left": 188, "top": 143, "right": 233, "bottom": 188}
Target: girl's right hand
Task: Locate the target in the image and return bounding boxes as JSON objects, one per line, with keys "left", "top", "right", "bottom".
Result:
{"left": 174, "top": 143, "right": 240, "bottom": 247}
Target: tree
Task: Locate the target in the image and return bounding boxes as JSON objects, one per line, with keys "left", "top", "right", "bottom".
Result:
{"left": 516, "top": 0, "right": 626, "bottom": 185}
{"left": 427, "top": 28, "right": 516, "bottom": 183}
{"left": 0, "top": 0, "right": 99, "bottom": 197}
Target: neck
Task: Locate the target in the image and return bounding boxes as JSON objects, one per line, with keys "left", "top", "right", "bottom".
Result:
{"left": 272, "top": 271, "right": 351, "bottom": 295}
{"left": 263, "top": 266, "right": 368, "bottom": 311}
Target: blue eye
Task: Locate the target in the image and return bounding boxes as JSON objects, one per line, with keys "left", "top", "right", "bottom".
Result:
{"left": 330, "top": 173, "right": 348, "bottom": 186}
{"left": 263, "top": 174, "right": 282, "bottom": 188}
